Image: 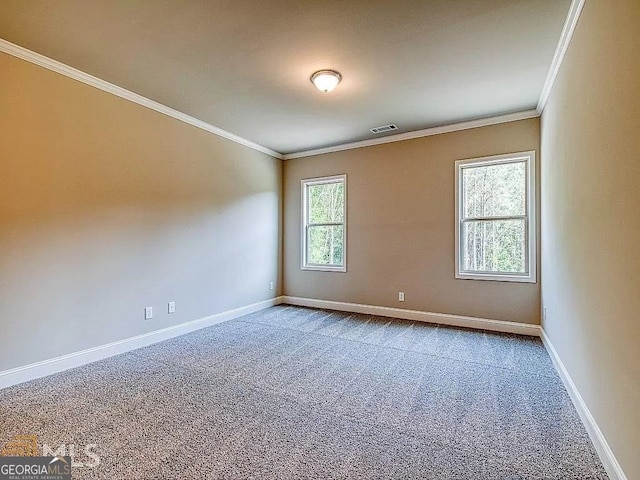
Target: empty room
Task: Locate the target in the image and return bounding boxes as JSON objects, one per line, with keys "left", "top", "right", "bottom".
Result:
{"left": 0, "top": 1, "right": 638, "bottom": 479}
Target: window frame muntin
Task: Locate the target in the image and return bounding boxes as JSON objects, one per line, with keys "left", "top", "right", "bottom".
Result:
{"left": 455, "top": 151, "right": 536, "bottom": 283}
{"left": 301, "top": 174, "right": 347, "bottom": 272}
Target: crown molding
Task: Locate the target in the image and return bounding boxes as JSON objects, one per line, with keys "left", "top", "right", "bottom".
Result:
{"left": 0, "top": 38, "right": 284, "bottom": 160}
{"left": 537, "top": 0, "right": 585, "bottom": 113}
{"left": 283, "top": 109, "right": 540, "bottom": 160}
{"left": 2, "top": 0, "right": 584, "bottom": 164}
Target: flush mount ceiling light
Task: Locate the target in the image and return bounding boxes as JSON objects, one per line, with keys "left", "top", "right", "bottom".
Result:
{"left": 310, "top": 70, "right": 342, "bottom": 93}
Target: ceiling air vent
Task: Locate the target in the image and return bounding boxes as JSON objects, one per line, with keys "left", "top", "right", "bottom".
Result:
{"left": 370, "top": 124, "right": 398, "bottom": 134}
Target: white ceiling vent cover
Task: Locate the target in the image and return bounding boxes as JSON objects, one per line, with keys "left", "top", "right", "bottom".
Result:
{"left": 370, "top": 124, "right": 398, "bottom": 134}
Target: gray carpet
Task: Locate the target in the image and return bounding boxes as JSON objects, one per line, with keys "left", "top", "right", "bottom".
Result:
{"left": 0, "top": 305, "right": 607, "bottom": 479}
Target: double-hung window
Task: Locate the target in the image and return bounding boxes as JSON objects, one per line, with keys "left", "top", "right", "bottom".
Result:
{"left": 301, "top": 174, "right": 346, "bottom": 272}
{"left": 455, "top": 151, "right": 536, "bottom": 282}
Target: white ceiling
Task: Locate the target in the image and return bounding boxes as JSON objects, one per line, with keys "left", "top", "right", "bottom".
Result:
{"left": 0, "top": 0, "right": 571, "bottom": 155}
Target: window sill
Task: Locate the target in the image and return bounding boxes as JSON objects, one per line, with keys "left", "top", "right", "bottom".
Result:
{"left": 302, "top": 265, "right": 347, "bottom": 273}
{"left": 455, "top": 272, "right": 536, "bottom": 283}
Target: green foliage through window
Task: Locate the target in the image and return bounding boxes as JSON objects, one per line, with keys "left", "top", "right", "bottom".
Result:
{"left": 303, "top": 177, "right": 345, "bottom": 269}
{"left": 460, "top": 159, "right": 530, "bottom": 276}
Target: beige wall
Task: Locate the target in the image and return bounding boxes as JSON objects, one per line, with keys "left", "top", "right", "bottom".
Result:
{"left": 0, "top": 53, "right": 282, "bottom": 372}
{"left": 541, "top": 1, "right": 640, "bottom": 478}
{"left": 284, "top": 118, "right": 540, "bottom": 324}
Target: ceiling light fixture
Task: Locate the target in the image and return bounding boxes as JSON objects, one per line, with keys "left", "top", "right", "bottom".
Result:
{"left": 310, "top": 70, "right": 342, "bottom": 93}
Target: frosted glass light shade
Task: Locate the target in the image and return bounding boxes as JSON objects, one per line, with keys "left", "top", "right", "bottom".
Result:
{"left": 310, "top": 70, "right": 342, "bottom": 93}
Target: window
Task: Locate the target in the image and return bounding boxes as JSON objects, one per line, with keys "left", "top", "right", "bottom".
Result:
{"left": 455, "top": 151, "right": 536, "bottom": 283}
{"left": 301, "top": 174, "right": 346, "bottom": 272}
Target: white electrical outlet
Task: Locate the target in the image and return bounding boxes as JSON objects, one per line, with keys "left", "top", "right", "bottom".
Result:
{"left": 543, "top": 306, "right": 547, "bottom": 322}
{"left": 270, "top": 281, "right": 274, "bottom": 290}
{"left": 168, "top": 301, "right": 176, "bottom": 314}
{"left": 145, "top": 306, "right": 153, "bottom": 320}
{"left": 398, "top": 292, "right": 405, "bottom": 302}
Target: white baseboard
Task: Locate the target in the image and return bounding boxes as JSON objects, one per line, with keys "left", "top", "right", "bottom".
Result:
{"left": 541, "top": 329, "right": 627, "bottom": 480}
{"left": 282, "top": 296, "right": 540, "bottom": 336}
{"left": 0, "top": 296, "right": 284, "bottom": 390}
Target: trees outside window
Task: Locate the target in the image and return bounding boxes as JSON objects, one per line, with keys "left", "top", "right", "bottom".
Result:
{"left": 455, "top": 152, "right": 536, "bottom": 283}
{"left": 301, "top": 175, "right": 346, "bottom": 272}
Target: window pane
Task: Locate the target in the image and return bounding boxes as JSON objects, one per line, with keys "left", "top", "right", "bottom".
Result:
{"left": 308, "top": 182, "right": 344, "bottom": 224}
{"left": 463, "top": 162, "right": 526, "bottom": 218}
{"left": 308, "top": 225, "right": 344, "bottom": 265}
{"left": 462, "top": 219, "right": 526, "bottom": 273}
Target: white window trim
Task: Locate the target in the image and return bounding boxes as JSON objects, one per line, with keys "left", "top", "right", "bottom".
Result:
{"left": 455, "top": 151, "right": 536, "bottom": 283}
{"left": 301, "top": 174, "right": 347, "bottom": 272}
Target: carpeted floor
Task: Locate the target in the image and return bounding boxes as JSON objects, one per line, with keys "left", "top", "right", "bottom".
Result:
{"left": 0, "top": 305, "right": 607, "bottom": 479}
